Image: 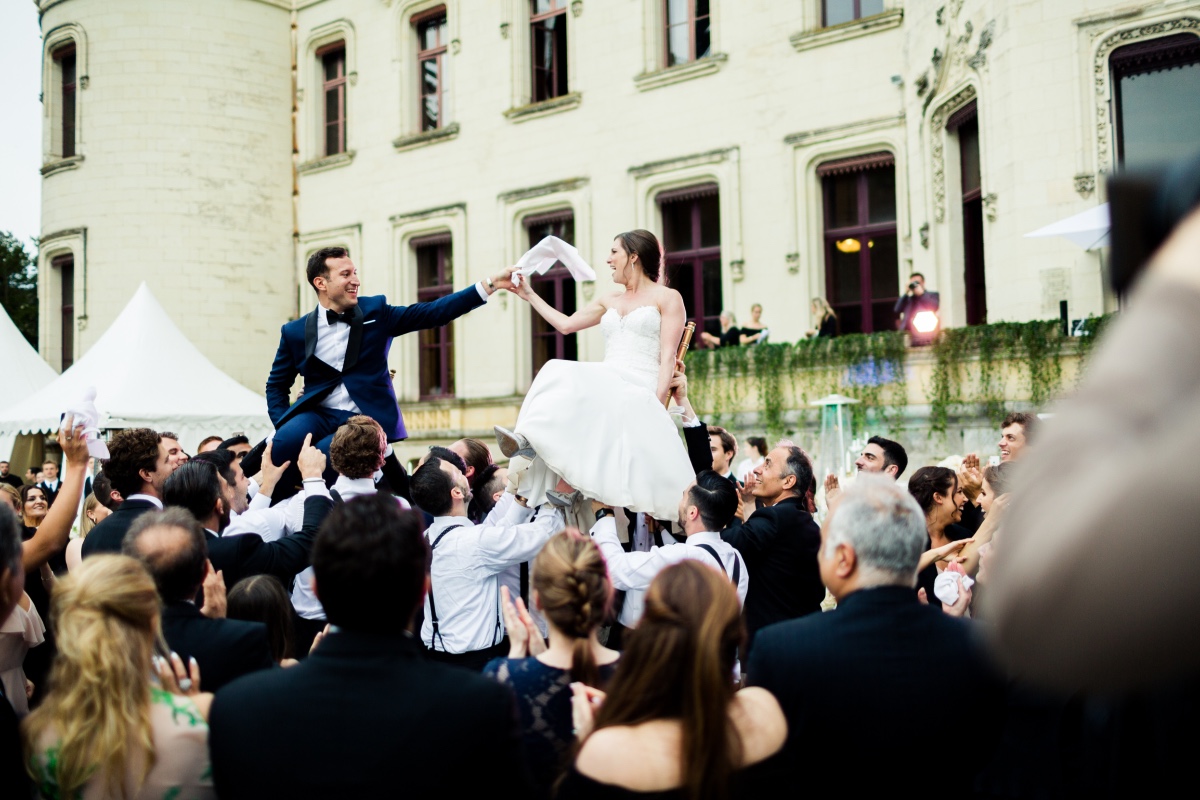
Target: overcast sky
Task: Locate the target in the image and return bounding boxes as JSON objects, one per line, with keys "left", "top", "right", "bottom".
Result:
{"left": 0, "top": 3, "right": 43, "bottom": 250}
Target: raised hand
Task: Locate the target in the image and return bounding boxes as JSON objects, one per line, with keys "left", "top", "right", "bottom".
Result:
{"left": 492, "top": 266, "right": 523, "bottom": 295}
{"left": 199, "top": 561, "right": 226, "bottom": 619}
{"left": 500, "top": 585, "right": 529, "bottom": 658}
{"left": 57, "top": 416, "right": 90, "bottom": 466}
{"left": 297, "top": 433, "right": 326, "bottom": 481}
{"left": 258, "top": 440, "right": 291, "bottom": 497}
{"left": 959, "top": 455, "right": 982, "bottom": 502}
{"left": 823, "top": 474, "right": 842, "bottom": 508}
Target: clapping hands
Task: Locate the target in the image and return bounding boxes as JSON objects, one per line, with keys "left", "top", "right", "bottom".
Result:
{"left": 500, "top": 585, "right": 546, "bottom": 658}
{"left": 959, "top": 454, "right": 983, "bottom": 502}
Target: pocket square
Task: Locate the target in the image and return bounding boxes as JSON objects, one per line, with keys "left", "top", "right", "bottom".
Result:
{"left": 364, "top": 319, "right": 377, "bottom": 325}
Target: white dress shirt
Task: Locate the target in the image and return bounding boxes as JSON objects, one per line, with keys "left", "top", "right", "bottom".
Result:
{"left": 493, "top": 493, "right": 550, "bottom": 638}
{"left": 125, "top": 493, "right": 164, "bottom": 510}
{"left": 224, "top": 494, "right": 294, "bottom": 542}
{"left": 289, "top": 475, "right": 411, "bottom": 620}
{"left": 315, "top": 283, "right": 492, "bottom": 413}
{"left": 421, "top": 498, "right": 562, "bottom": 654}
{"left": 590, "top": 516, "right": 748, "bottom": 628}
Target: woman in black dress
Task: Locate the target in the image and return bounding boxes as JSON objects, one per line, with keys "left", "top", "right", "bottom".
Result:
{"left": 483, "top": 530, "right": 619, "bottom": 798}
{"left": 560, "top": 561, "right": 786, "bottom": 800}
{"left": 805, "top": 297, "right": 838, "bottom": 338}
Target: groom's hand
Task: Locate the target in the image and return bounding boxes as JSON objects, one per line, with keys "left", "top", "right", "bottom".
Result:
{"left": 488, "top": 266, "right": 521, "bottom": 294}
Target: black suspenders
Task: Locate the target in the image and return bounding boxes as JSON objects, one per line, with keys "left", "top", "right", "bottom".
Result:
{"left": 425, "top": 524, "right": 464, "bottom": 652}
{"left": 695, "top": 543, "right": 741, "bottom": 588}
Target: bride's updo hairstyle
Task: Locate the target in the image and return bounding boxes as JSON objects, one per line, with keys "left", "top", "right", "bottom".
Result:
{"left": 616, "top": 229, "right": 664, "bottom": 283}
{"left": 532, "top": 529, "right": 612, "bottom": 687}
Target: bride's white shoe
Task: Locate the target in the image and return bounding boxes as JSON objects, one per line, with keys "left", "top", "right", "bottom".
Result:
{"left": 494, "top": 426, "right": 536, "bottom": 459}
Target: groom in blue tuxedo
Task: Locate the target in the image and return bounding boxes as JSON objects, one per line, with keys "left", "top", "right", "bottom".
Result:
{"left": 264, "top": 246, "right": 516, "bottom": 486}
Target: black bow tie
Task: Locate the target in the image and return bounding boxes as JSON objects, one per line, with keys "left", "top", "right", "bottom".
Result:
{"left": 326, "top": 309, "right": 353, "bottom": 325}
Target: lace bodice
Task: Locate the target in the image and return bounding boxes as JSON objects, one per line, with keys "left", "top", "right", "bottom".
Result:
{"left": 600, "top": 305, "right": 662, "bottom": 395}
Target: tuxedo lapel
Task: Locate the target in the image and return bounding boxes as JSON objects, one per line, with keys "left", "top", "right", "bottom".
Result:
{"left": 343, "top": 304, "right": 365, "bottom": 372}
{"left": 304, "top": 308, "right": 319, "bottom": 362}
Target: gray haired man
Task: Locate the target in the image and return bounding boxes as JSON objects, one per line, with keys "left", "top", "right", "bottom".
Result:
{"left": 747, "top": 475, "right": 1004, "bottom": 794}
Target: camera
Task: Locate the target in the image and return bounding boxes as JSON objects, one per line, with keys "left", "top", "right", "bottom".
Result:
{"left": 907, "top": 281, "right": 920, "bottom": 291}
{"left": 1109, "top": 150, "right": 1200, "bottom": 295}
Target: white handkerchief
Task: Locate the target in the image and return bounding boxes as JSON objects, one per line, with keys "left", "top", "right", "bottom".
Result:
{"left": 933, "top": 570, "right": 975, "bottom": 606}
{"left": 513, "top": 236, "right": 597, "bottom": 286}
{"left": 61, "top": 387, "right": 110, "bottom": 459}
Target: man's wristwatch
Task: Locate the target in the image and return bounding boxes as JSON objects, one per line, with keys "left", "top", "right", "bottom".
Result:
{"left": 485, "top": 276, "right": 496, "bottom": 293}
{"left": 594, "top": 507, "right": 615, "bottom": 522}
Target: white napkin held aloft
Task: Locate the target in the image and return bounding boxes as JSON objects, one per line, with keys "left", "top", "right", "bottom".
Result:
{"left": 512, "top": 236, "right": 597, "bottom": 287}
{"left": 933, "top": 570, "right": 975, "bottom": 606}
{"left": 60, "top": 387, "right": 110, "bottom": 459}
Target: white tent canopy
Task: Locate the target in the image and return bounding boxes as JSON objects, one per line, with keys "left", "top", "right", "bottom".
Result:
{"left": 0, "top": 283, "right": 271, "bottom": 454}
{"left": 1024, "top": 203, "right": 1110, "bottom": 250}
{"left": 0, "top": 302, "right": 58, "bottom": 460}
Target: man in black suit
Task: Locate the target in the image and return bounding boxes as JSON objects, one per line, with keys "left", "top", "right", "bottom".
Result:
{"left": 82, "top": 428, "right": 178, "bottom": 557}
{"left": 722, "top": 445, "right": 824, "bottom": 650}
{"left": 208, "top": 494, "right": 530, "bottom": 799}
{"left": 0, "top": 461, "right": 22, "bottom": 489}
{"left": 36, "top": 459, "right": 61, "bottom": 506}
{"left": 748, "top": 476, "right": 1004, "bottom": 792}
{"left": 162, "top": 444, "right": 331, "bottom": 590}
{"left": 122, "top": 507, "right": 273, "bottom": 691}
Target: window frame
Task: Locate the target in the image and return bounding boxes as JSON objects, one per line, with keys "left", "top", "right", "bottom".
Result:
{"left": 950, "top": 103, "right": 987, "bottom": 326}
{"left": 819, "top": 154, "right": 898, "bottom": 335}
{"left": 664, "top": 0, "right": 712, "bottom": 68}
{"left": 524, "top": 210, "right": 578, "bottom": 378}
{"left": 659, "top": 185, "right": 723, "bottom": 339}
{"left": 54, "top": 45, "right": 77, "bottom": 159}
{"left": 1110, "top": 32, "right": 1200, "bottom": 169}
{"left": 413, "top": 234, "right": 455, "bottom": 399}
{"left": 318, "top": 41, "right": 348, "bottom": 157}
{"left": 414, "top": 7, "right": 448, "bottom": 132}
{"left": 53, "top": 254, "right": 75, "bottom": 371}
{"left": 822, "top": 0, "right": 885, "bottom": 28}
{"left": 530, "top": 0, "right": 570, "bottom": 103}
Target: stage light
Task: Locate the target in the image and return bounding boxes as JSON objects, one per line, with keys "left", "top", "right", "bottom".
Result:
{"left": 912, "top": 310, "right": 939, "bottom": 334}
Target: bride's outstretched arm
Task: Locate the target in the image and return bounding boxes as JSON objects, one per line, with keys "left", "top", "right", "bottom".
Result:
{"left": 656, "top": 291, "right": 687, "bottom": 405}
{"left": 515, "top": 277, "right": 611, "bottom": 334}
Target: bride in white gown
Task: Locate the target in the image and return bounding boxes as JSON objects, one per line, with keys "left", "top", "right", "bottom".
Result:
{"left": 498, "top": 230, "right": 695, "bottom": 521}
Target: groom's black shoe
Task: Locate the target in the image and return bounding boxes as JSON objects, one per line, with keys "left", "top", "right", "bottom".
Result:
{"left": 238, "top": 438, "right": 268, "bottom": 478}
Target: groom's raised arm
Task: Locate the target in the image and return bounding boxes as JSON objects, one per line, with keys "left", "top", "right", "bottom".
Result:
{"left": 384, "top": 284, "right": 487, "bottom": 337}
{"left": 265, "top": 326, "right": 298, "bottom": 426}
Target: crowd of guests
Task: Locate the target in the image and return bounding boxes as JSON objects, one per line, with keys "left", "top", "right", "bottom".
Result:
{"left": 0, "top": 394, "right": 1187, "bottom": 799}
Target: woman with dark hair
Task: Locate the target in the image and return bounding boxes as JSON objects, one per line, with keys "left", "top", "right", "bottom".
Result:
{"left": 227, "top": 575, "right": 297, "bottom": 666}
{"left": 907, "top": 466, "right": 973, "bottom": 605}
{"left": 496, "top": 230, "right": 694, "bottom": 521}
{"left": 484, "top": 531, "right": 619, "bottom": 798}
{"left": 563, "top": 561, "right": 785, "bottom": 799}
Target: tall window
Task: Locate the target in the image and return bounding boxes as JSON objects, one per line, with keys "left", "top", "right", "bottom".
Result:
{"left": 531, "top": 0, "right": 568, "bottom": 102}
{"left": 55, "top": 255, "right": 75, "bottom": 370}
{"left": 665, "top": 0, "right": 711, "bottom": 67}
{"left": 54, "top": 45, "right": 77, "bottom": 158}
{"left": 1112, "top": 33, "right": 1200, "bottom": 170}
{"left": 526, "top": 211, "right": 578, "bottom": 378}
{"left": 660, "top": 186, "right": 722, "bottom": 338}
{"left": 823, "top": 0, "right": 884, "bottom": 27}
{"left": 415, "top": 8, "right": 448, "bottom": 131}
{"left": 820, "top": 154, "right": 898, "bottom": 334}
{"left": 951, "top": 102, "right": 987, "bottom": 325}
{"left": 319, "top": 43, "right": 347, "bottom": 156}
{"left": 414, "top": 236, "right": 454, "bottom": 398}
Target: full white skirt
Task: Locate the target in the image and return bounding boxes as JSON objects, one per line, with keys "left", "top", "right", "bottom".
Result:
{"left": 515, "top": 359, "right": 694, "bottom": 521}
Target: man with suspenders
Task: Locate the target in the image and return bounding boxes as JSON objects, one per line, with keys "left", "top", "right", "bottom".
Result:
{"left": 590, "top": 471, "right": 748, "bottom": 639}
{"left": 409, "top": 455, "right": 563, "bottom": 671}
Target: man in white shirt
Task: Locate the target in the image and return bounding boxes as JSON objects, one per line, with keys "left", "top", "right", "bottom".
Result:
{"left": 36, "top": 459, "right": 61, "bottom": 506}
{"left": 409, "top": 454, "right": 563, "bottom": 671}
{"left": 591, "top": 471, "right": 747, "bottom": 645}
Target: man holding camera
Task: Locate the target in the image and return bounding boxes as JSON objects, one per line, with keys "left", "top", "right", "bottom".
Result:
{"left": 894, "top": 272, "right": 940, "bottom": 335}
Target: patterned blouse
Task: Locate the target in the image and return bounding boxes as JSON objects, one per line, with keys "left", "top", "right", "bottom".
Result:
{"left": 29, "top": 688, "right": 215, "bottom": 800}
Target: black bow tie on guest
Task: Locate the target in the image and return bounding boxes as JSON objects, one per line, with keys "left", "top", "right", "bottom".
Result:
{"left": 326, "top": 309, "right": 353, "bottom": 325}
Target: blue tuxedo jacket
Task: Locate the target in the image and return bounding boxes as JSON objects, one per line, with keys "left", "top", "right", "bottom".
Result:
{"left": 266, "top": 288, "right": 485, "bottom": 441}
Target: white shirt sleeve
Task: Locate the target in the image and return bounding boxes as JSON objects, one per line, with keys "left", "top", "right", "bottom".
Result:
{"left": 475, "top": 281, "right": 490, "bottom": 302}
{"left": 481, "top": 491, "right": 516, "bottom": 527}
{"left": 245, "top": 489, "right": 272, "bottom": 513}
{"left": 223, "top": 505, "right": 289, "bottom": 543}
{"left": 590, "top": 516, "right": 683, "bottom": 592}
{"left": 474, "top": 503, "right": 563, "bottom": 571}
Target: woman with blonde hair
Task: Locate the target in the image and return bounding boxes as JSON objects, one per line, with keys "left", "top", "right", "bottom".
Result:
{"left": 563, "top": 561, "right": 786, "bottom": 799}
{"left": 484, "top": 530, "right": 619, "bottom": 798}
{"left": 23, "top": 555, "right": 215, "bottom": 799}
{"left": 805, "top": 297, "right": 839, "bottom": 339}
{"left": 0, "top": 484, "right": 20, "bottom": 515}
{"left": 65, "top": 494, "right": 111, "bottom": 573}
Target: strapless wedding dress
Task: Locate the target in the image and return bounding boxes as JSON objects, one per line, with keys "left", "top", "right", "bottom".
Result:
{"left": 514, "top": 306, "right": 694, "bottom": 520}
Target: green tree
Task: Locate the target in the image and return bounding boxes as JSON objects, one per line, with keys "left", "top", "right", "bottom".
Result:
{"left": 0, "top": 232, "right": 38, "bottom": 347}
